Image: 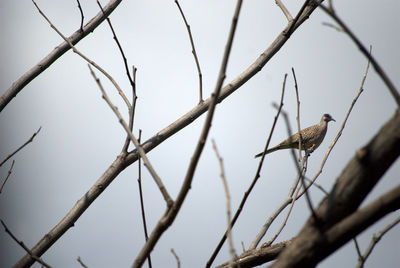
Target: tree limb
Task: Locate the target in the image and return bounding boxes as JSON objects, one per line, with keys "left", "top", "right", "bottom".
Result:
{"left": 0, "top": 0, "right": 122, "bottom": 113}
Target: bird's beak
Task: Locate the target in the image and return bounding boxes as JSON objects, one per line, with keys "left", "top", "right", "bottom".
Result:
{"left": 331, "top": 118, "right": 336, "bottom": 122}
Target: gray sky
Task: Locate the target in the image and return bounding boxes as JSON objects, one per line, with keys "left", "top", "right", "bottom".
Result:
{"left": 1, "top": 1, "right": 399, "bottom": 267}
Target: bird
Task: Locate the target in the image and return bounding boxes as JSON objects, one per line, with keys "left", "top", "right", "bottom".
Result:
{"left": 255, "top": 114, "right": 335, "bottom": 158}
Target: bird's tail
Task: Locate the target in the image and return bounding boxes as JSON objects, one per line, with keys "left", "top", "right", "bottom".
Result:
{"left": 254, "top": 146, "right": 280, "bottom": 158}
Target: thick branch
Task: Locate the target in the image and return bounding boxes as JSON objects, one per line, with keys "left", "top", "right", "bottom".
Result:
{"left": 13, "top": 2, "right": 323, "bottom": 267}
{"left": 270, "top": 108, "right": 400, "bottom": 267}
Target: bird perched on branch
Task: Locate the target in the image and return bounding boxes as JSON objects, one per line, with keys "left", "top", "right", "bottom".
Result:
{"left": 255, "top": 114, "right": 335, "bottom": 158}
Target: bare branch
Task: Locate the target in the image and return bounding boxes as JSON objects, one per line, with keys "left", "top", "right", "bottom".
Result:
{"left": 88, "top": 65, "right": 173, "bottom": 206}
{"left": 175, "top": 0, "right": 203, "bottom": 103}
{"left": 0, "top": 160, "right": 15, "bottom": 194}
{"left": 292, "top": 67, "right": 318, "bottom": 223}
{"left": 317, "top": 2, "right": 400, "bottom": 106}
{"left": 356, "top": 216, "right": 400, "bottom": 268}
{"left": 216, "top": 239, "right": 293, "bottom": 268}
{"left": 353, "top": 238, "right": 363, "bottom": 264}
{"left": 322, "top": 21, "right": 343, "bottom": 32}
{"left": 286, "top": 0, "right": 312, "bottom": 36}
{"left": 0, "top": 127, "right": 41, "bottom": 167}
{"left": 76, "top": 0, "right": 84, "bottom": 32}
{"left": 0, "top": 0, "right": 122, "bottom": 113}
{"left": 1, "top": 220, "right": 52, "bottom": 268}
{"left": 299, "top": 46, "right": 371, "bottom": 197}
{"left": 14, "top": 3, "right": 324, "bottom": 266}
{"left": 212, "top": 139, "right": 237, "bottom": 265}
{"left": 77, "top": 256, "right": 89, "bottom": 268}
{"left": 31, "top": 0, "right": 131, "bottom": 110}
{"left": 291, "top": 68, "right": 303, "bottom": 161}
{"left": 132, "top": 1, "right": 244, "bottom": 267}
{"left": 136, "top": 130, "right": 152, "bottom": 268}
{"left": 171, "top": 249, "right": 181, "bottom": 268}
{"left": 97, "top": 1, "right": 135, "bottom": 91}
{"left": 270, "top": 107, "right": 400, "bottom": 267}
{"left": 123, "top": 66, "right": 138, "bottom": 152}
{"left": 209, "top": 74, "right": 286, "bottom": 263}
{"left": 275, "top": 0, "right": 293, "bottom": 22}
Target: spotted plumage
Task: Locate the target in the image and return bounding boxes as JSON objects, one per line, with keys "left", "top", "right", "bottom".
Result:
{"left": 255, "top": 114, "right": 335, "bottom": 158}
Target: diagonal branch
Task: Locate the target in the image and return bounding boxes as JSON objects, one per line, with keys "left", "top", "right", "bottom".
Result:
{"left": 317, "top": 2, "right": 400, "bottom": 106}
{"left": 31, "top": 0, "right": 131, "bottom": 110}
{"left": 208, "top": 74, "right": 286, "bottom": 264}
{"left": 0, "top": 127, "right": 41, "bottom": 167}
{"left": 0, "top": 0, "right": 122, "bottom": 113}
{"left": 13, "top": 2, "right": 324, "bottom": 267}
{"left": 88, "top": 65, "right": 173, "bottom": 207}
{"left": 1, "top": 220, "right": 52, "bottom": 268}
{"left": 132, "top": 1, "right": 243, "bottom": 267}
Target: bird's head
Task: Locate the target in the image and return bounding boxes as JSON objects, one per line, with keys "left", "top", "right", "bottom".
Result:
{"left": 322, "top": 113, "right": 335, "bottom": 123}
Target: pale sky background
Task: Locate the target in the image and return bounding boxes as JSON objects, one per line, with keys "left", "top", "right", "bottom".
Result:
{"left": 0, "top": 1, "right": 399, "bottom": 267}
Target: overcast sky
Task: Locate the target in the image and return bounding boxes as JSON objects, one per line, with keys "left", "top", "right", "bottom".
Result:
{"left": 1, "top": 1, "right": 399, "bottom": 267}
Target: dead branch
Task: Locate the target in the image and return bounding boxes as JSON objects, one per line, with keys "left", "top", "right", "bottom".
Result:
{"left": 77, "top": 256, "right": 89, "bottom": 268}
{"left": 212, "top": 139, "right": 237, "bottom": 265}
{"left": 76, "top": 0, "right": 84, "bottom": 32}
{"left": 31, "top": 0, "right": 131, "bottom": 109}
{"left": 88, "top": 65, "right": 173, "bottom": 206}
{"left": 270, "top": 108, "right": 400, "bottom": 267}
{"left": 175, "top": 0, "right": 203, "bottom": 103}
{"left": 132, "top": 1, "right": 243, "bottom": 267}
{"left": 317, "top": 2, "right": 400, "bottom": 106}
{"left": 355, "top": 216, "right": 400, "bottom": 268}
{"left": 14, "top": 2, "right": 324, "bottom": 267}
{"left": 170, "top": 248, "right": 181, "bottom": 268}
{"left": 1, "top": 220, "right": 52, "bottom": 268}
{"left": 0, "top": 0, "right": 122, "bottom": 113}
{"left": 0, "top": 127, "right": 41, "bottom": 167}
{"left": 208, "top": 74, "right": 286, "bottom": 264}
{"left": 0, "top": 160, "right": 15, "bottom": 194}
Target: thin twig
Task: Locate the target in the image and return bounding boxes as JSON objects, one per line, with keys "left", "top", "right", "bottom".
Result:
{"left": 275, "top": 0, "right": 293, "bottom": 22}
{"left": 353, "top": 238, "right": 363, "bottom": 264}
{"left": 88, "top": 65, "right": 173, "bottom": 207}
{"left": 299, "top": 46, "right": 372, "bottom": 198}
{"left": 132, "top": 1, "right": 243, "bottom": 267}
{"left": 175, "top": 0, "right": 203, "bottom": 103}
{"left": 77, "top": 256, "right": 89, "bottom": 268}
{"left": 97, "top": 0, "right": 138, "bottom": 153}
{"left": 355, "top": 216, "right": 400, "bottom": 268}
{"left": 251, "top": 145, "right": 308, "bottom": 249}
{"left": 76, "top": 0, "right": 84, "bottom": 32}
{"left": 32, "top": 0, "right": 131, "bottom": 110}
{"left": 170, "top": 248, "right": 181, "bottom": 268}
{"left": 97, "top": 1, "right": 135, "bottom": 91}
{"left": 286, "top": 0, "right": 311, "bottom": 36}
{"left": 136, "top": 130, "right": 152, "bottom": 268}
{"left": 0, "top": 127, "right": 41, "bottom": 167}
{"left": 210, "top": 74, "right": 286, "bottom": 259}
{"left": 1, "top": 220, "right": 52, "bottom": 268}
{"left": 1, "top": 0, "right": 122, "bottom": 113}
{"left": 0, "top": 160, "right": 15, "bottom": 194}
{"left": 291, "top": 68, "right": 303, "bottom": 161}
{"left": 292, "top": 67, "right": 318, "bottom": 224}
{"left": 123, "top": 66, "right": 138, "bottom": 152}
{"left": 317, "top": 2, "right": 400, "bottom": 106}
{"left": 212, "top": 139, "right": 237, "bottom": 266}
{"left": 322, "top": 22, "right": 343, "bottom": 32}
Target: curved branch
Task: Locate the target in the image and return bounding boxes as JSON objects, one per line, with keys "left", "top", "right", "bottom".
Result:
{"left": 0, "top": 0, "right": 122, "bottom": 113}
